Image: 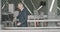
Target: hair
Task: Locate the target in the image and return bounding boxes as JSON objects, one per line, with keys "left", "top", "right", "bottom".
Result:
{"left": 18, "top": 2, "right": 23, "bottom": 5}
{"left": 18, "top": 2, "right": 24, "bottom": 7}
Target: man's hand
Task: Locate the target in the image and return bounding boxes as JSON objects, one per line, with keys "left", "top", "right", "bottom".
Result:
{"left": 17, "top": 22, "right": 21, "bottom": 26}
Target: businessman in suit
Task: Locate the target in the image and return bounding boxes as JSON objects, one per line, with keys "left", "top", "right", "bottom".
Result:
{"left": 16, "top": 3, "right": 30, "bottom": 27}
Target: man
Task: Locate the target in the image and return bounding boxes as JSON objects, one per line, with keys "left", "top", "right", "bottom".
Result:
{"left": 16, "top": 3, "right": 30, "bottom": 27}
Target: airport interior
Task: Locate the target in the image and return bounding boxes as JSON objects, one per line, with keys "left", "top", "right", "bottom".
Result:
{"left": 0, "top": 0, "right": 60, "bottom": 30}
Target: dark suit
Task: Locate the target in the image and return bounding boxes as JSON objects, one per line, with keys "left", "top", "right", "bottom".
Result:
{"left": 17, "top": 8, "right": 29, "bottom": 27}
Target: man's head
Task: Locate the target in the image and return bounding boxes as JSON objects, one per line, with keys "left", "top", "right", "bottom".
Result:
{"left": 18, "top": 3, "right": 24, "bottom": 10}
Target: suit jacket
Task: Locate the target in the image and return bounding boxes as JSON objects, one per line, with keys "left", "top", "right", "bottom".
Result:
{"left": 17, "top": 8, "right": 30, "bottom": 27}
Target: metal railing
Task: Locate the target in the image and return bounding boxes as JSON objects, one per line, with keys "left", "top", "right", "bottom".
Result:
{"left": 2, "top": 19, "right": 60, "bottom": 27}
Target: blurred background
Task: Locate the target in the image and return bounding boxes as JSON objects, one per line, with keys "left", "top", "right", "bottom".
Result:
{"left": 1, "top": 0, "right": 60, "bottom": 30}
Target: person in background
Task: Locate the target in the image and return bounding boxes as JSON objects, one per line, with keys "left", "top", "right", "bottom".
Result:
{"left": 14, "top": 2, "right": 30, "bottom": 27}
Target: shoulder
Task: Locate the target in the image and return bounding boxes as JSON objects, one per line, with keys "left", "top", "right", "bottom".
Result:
{"left": 15, "top": 11, "right": 19, "bottom": 12}
{"left": 23, "top": 8, "right": 28, "bottom": 12}
{"left": 13, "top": 11, "right": 19, "bottom": 17}
{"left": 14, "top": 11, "right": 19, "bottom": 14}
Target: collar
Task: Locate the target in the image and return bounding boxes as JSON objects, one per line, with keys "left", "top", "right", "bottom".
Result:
{"left": 20, "top": 7, "right": 24, "bottom": 11}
